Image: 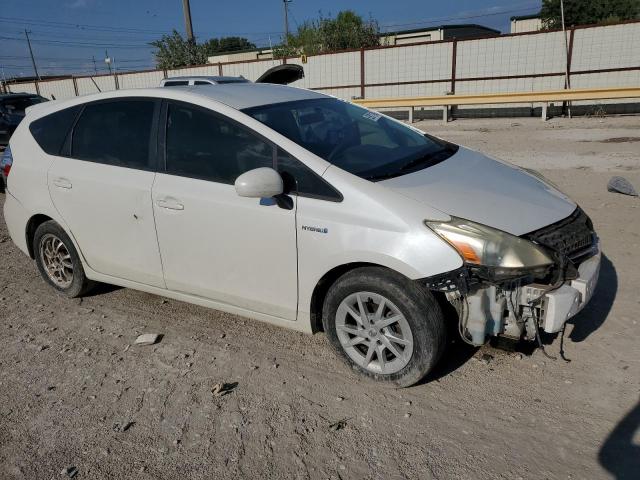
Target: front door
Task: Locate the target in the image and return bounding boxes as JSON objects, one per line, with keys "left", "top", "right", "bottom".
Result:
{"left": 48, "top": 98, "right": 165, "bottom": 287}
{"left": 152, "top": 101, "right": 298, "bottom": 319}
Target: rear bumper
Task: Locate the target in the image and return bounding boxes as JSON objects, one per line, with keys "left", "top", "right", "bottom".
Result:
{"left": 3, "top": 190, "right": 31, "bottom": 257}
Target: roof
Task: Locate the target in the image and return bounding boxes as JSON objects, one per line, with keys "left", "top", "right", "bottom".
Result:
{"left": 182, "top": 83, "right": 326, "bottom": 110}
{"left": 383, "top": 24, "right": 501, "bottom": 36}
{"left": 510, "top": 13, "right": 541, "bottom": 21}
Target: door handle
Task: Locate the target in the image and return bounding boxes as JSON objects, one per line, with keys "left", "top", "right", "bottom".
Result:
{"left": 156, "top": 199, "right": 184, "bottom": 211}
{"left": 53, "top": 177, "right": 72, "bottom": 189}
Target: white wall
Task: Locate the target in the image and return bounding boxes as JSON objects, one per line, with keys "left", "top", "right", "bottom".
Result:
{"left": 7, "top": 21, "right": 639, "bottom": 105}
{"left": 510, "top": 18, "right": 542, "bottom": 34}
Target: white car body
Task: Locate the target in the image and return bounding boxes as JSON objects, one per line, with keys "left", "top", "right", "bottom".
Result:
{"left": 3, "top": 83, "right": 600, "bottom": 345}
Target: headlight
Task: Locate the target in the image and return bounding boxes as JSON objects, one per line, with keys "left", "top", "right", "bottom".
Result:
{"left": 425, "top": 217, "right": 553, "bottom": 279}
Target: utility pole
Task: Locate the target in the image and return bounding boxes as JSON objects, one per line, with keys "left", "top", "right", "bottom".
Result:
{"left": 283, "top": 0, "right": 291, "bottom": 45}
{"left": 104, "top": 50, "right": 112, "bottom": 74}
{"left": 0, "top": 65, "right": 7, "bottom": 94}
{"left": 24, "top": 29, "right": 40, "bottom": 80}
{"left": 182, "top": 0, "right": 195, "bottom": 43}
{"left": 560, "top": 0, "right": 572, "bottom": 117}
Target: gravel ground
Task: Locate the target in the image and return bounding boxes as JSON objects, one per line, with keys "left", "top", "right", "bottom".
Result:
{"left": 0, "top": 116, "right": 639, "bottom": 479}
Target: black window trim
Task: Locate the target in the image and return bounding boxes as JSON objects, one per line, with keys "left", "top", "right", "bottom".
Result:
{"left": 159, "top": 99, "right": 342, "bottom": 202}
{"left": 66, "top": 96, "right": 161, "bottom": 172}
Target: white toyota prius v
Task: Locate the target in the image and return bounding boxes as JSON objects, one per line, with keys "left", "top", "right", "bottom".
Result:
{"left": 2, "top": 82, "right": 601, "bottom": 387}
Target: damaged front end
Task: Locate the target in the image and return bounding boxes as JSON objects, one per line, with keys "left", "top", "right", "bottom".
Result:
{"left": 423, "top": 208, "right": 601, "bottom": 346}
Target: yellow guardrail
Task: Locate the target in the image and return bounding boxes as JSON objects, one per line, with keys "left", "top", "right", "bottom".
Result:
{"left": 353, "top": 86, "right": 640, "bottom": 108}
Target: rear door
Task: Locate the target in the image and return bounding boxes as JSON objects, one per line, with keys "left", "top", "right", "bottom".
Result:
{"left": 47, "top": 98, "right": 165, "bottom": 287}
{"left": 151, "top": 101, "right": 298, "bottom": 319}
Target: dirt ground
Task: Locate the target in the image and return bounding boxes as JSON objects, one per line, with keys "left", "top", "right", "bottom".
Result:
{"left": 0, "top": 116, "right": 638, "bottom": 480}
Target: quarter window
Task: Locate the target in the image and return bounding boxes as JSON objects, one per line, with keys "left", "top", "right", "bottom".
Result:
{"left": 165, "top": 102, "right": 273, "bottom": 184}
{"left": 30, "top": 105, "right": 81, "bottom": 156}
{"left": 277, "top": 148, "right": 342, "bottom": 201}
{"left": 71, "top": 99, "right": 156, "bottom": 169}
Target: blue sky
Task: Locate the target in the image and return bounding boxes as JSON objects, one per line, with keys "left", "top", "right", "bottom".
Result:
{"left": 0, "top": 0, "right": 541, "bottom": 79}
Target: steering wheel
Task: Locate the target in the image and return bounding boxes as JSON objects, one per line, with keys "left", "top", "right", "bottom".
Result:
{"left": 327, "top": 122, "right": 358, "bottom": 161}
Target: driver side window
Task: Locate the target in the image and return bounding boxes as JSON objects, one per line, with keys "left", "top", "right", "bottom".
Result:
{"left": 165, "top": 102, "right": 273, "bottom": 184}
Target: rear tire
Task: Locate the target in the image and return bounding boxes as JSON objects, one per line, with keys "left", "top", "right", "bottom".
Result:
{"left": 322, "top": 267, "right": 447, "bottom": 388}
{"left": 33, "top": 220, "right": 93, "bottom": 298}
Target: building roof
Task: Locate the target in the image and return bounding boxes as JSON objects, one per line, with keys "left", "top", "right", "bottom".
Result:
{"left": 382, "top": 24, "right": 501, "bottom": 36}
{"left": 510, "top": 13, "right": 541, "bottom": 21}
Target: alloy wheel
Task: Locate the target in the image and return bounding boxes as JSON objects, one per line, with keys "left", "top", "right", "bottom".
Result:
{"left": 335, "top": 291, "right": 414, "bottom": 374}
{"left": 39, "top": 233, "right": 74, "bottom": 288}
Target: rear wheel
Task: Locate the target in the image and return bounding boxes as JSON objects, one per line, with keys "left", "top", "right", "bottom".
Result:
{"left": 33, "top": 221, "right": 93, "bottom": 297}
{"left": 323, "top": 267, "right": 446, "bottom": 388}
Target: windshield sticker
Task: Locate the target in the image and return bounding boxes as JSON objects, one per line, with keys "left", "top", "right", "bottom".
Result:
{"left": 362, "top": 111, "right": 382, "bottom": 122}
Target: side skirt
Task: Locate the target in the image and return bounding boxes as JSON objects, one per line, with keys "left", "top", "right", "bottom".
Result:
{"left": 82, "top": 267, "right": 313, "bottom": 335}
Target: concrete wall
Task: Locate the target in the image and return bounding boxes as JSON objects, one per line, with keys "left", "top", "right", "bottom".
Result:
{"left": 5, "top": 21, "right": 639, "bottom": 111}
{"left": 510, "top": 18, "right": 543, "bottom": 34}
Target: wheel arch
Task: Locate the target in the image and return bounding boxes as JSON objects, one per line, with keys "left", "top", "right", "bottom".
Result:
{"left": 25, "top": 213, "right": 54, "bottom": 258}
{"left": 309, "top": 262, "right": 401, "bottom": 333}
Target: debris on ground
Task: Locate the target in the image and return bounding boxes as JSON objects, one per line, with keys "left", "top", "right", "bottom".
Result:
{"left": 112, "top": 421, "right": 135, "bottom": 433}
{"left": 211, "top": 382, "right": 237, "bottom": 397}
{"left": 61, "top": 466, "right": 78, "bottom": 478}
{"left": 480, "top": 353, "right": 494, "bottom": 364}
{"left": 607, "top": 176, "right": 638, "bottom": 196}
{"left": 134, "top": 333, "right": 161, "bottom": 346}
{"left": 328, "top": 418, "right": 350, "bottom": 432}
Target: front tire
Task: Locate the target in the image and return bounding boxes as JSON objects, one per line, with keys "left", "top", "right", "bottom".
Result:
{"left": 322, "top": 267, "right": 446, "bottom": 388}
{"left": 33, "top": 220, "right": 92, "bottom": 298}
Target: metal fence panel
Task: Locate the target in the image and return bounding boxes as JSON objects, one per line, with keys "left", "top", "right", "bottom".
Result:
{"left": 572, "top": 23, "right": 640, "bottom": 71}
{"left": 118, "top": 70, "right": 165, "bottom": 89}
{"left": 76, "top": 76, "right": 117, "bottom": 95}
{"left": 37, "top": 79, "right": 76, "bottom": 100}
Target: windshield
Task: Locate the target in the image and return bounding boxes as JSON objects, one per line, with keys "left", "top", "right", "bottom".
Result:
{"left": 243, "top": 98, "right": 457, "bottom": 181}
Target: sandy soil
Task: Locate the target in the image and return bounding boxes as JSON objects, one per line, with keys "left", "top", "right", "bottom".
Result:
{"left": 0, "top": 116, "right": 638, "bottom": 479}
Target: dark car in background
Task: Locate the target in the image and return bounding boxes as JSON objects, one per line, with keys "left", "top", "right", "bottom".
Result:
{"left": 0, "top": 93, "right": 48, "bottom": 146}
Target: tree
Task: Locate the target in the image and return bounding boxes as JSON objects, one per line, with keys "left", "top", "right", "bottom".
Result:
{"left": 150, "top": 30, "right": 206, "bottom": 69}
{"left": 274, "top": 10, "right": 381, "bottom": 58}
{"left": 151, "top": 31, "right": 257, "bottom": 69}
{"left": 541, "top": 0, "right": 640, "bottom": 29}
{"left": 201, "top": 37, "right": 256, "bottom": 57}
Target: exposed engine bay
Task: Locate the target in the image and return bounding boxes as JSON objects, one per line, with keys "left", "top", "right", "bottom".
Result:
{"left": 423, "top": 208, "right": 601, "bottom": 346}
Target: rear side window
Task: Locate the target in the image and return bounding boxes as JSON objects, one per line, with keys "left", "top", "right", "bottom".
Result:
{"left": 163, "top": 80, "right": 189, "bottom": 86}
{"left": 71, "top": 99, "right": 156, "bottom": 169}
{"left": 29, "top": 105, "right": 81, "bottom": 155}
{"left": 277, "top": 148, "right": 342, "bottom": 201}
{"left": 165, "top": 102, "right": 273, "bottom": 184}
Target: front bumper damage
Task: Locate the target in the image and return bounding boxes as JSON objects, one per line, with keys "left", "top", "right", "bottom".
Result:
{"left": 422, "top": 208, "right": 601, "bottom": 346}
{"left": 456, "top": 246, "right": 600, "bottom": 345}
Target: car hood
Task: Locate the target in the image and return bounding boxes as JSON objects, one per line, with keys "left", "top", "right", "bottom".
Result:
{"left": 379, "top": 147, "right": 576, "bottom": 236}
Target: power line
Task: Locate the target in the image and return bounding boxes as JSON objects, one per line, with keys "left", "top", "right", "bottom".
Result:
{"left": 0, "top": 35, "right": 153, "bottom": 49}
{"left": 0, "top": 16, "right": 284, "bottom": 37}
{"left": 0, "top": 55, "right": 150, "bottom": 63}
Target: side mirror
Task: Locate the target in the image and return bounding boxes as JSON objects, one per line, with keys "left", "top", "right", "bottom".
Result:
{"left": 234, "top": 167, "right": 284, "bottom": 199}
